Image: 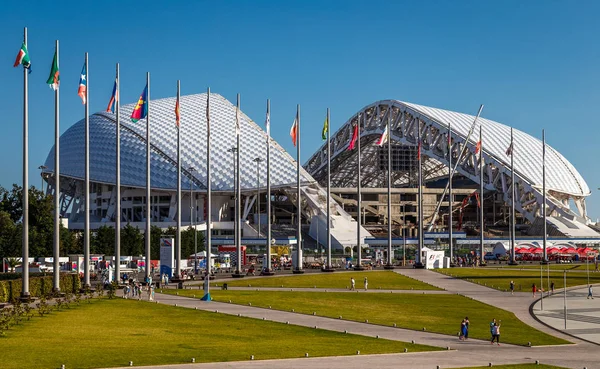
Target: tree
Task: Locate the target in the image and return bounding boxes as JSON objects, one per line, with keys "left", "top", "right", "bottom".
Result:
{"left": 94, "top": 226, "right": 115, "bottom": 256}
{"left": 181, "top": 226, "right": 205, "bottom": 260}
{"left": 150, "top": 225, "right": 162, "bottom": 260}
{"left": 0, "top": 211, "right": 19, "bottom": 257}
{"left": 60, "top": 225, "right": 76, "bottom": 256}
{"left": 121, "top": 224, "right": 142, "bottom": 256}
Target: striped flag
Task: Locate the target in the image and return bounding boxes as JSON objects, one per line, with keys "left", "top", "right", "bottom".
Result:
{"left": 130, "top": 84, "right": 148, "bottom": 123}
{"left": 376, "top": 126, "right": 388, "bottom": 146}
{"left": 290, "top": 117, "right": 298, "bottom": 147}
{"left": 45, "top": 49, "right": 59, "bottom": 90}
{"left": 77, "top": 62, "right": 87, "bottom": 104}
{"left": 474, "top": 140, "right": 481, "bottom": 155}
{"left": 347, "top": 123, "right": 358, "bottom": 150}
{"left": 265, "top": 110, "right": 270, "bottom": 137}
{"left": 14, "top": 42, "right": 31, "bottom": 71}
{"left": 106, "top": 78, "right": 118, "bottom": 113}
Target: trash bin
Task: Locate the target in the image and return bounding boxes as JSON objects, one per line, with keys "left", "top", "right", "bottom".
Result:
{"left": 222, "top": 283, "right": 228, "bottom": 290}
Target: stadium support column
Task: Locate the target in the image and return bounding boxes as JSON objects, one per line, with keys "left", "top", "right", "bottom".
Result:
{"left": 355, "top": 113, "right": 364, "bottom": 271}
{"left": 415, "top": 121, "right": 425, "bottom": 269}
{"left": 115, "top": 63, "right": 121, "bottom": 284}
{"left": 52, "top": 40, "right": 61, "bottom": 293}
{"left": 83, "top": 52, "right": 91, "bottom": 289}
{"left": 202, "top": 88, "right": 212, "bottom": 300}
{"left": 21, "top": 27, "right": 30, "bottom": 300}
{"left": 145, "top": 72, "right": 153, "bottom": 283}
{"left": 385, "top": 107, "right": 394, "bottom": 270}
{"left": 293, "top": 105, "right": 304, "bottom": 274}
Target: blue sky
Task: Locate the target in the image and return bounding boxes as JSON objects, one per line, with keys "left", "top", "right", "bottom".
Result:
{"left": 1, "top": 1, "right": 599, "bottom": 218}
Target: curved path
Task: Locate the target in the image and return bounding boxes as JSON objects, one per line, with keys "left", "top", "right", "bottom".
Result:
{"left": 108, "top": 270, "right": 600, "bottom": 369}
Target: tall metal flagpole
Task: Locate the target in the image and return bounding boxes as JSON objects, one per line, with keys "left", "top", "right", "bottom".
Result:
{"left": 294, "top": 105, "right": 304, "bottom": 274}
{"left": 21, "top": 27, "right": 30, "bottom": 299}
{"left": 326, "top": 108, "right": 333, "bottom": 271}
{"left": 509, "top": 128, "right": 517, "bottom": 265}
{"left": 479, "top": 123, "right": 485, "bottom": 265}
{"left": 542, "top": 129, "right": 547, "bottom": 263}
{"left": 355, "top": 113, "right": 364, "bottom": 271}
{"left": 416, "top": 122, "right": 424, "bottom": 268}
{"left": 176, "top": 80, "right": 181, "bottom": 283}
{"left": 235, "top": 94, "right": 242, "bottom": 277}
{"left": 145, "top": 72, "right": 152, "bottom": 282}
{"left": 448, "top": 122, "right": 453, "bottom": 264}
{"left": 265, "top": 99, "right": 274, "bottom": 274}
{"left": 115, "top": 63, "right": 121, "bottom": 283}
{"left": 385, "top": 107, "right": 394, "bottom": 269}
{"left": 202, "top": 88, "right": 212, "bottom": 300}
{"left": 52, "top": 40, "right": 61, "bottom": 292}
{"left": 83, "top": 52, "right": 91, "bottom": 289}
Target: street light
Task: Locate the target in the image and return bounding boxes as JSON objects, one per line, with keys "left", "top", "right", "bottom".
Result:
{"left": 38, "top": 165, "right": 47, "bottom": 194}
{"left": 189, "top": 167, "right": 197, "bottom": 274}
{"left": 253, "top": 158, "right": 263, "bottom": 240}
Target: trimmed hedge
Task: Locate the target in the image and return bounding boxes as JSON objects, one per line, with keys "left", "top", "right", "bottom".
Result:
{"left": 0, "top": 272, "right": 47, "bottom": 281}
{"left": 0, "top": 274, "right": 80, "bottom": 303}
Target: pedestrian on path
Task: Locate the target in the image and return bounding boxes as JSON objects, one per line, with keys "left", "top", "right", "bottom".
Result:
{"left": 463, "top": 317, "right": 470, "bottom": 340}
{"left": 489, "top": 318, "right": 496, "bottom": 340}
{"left": 532, "top": 283, "right": 537, "bottom": 298}
{"left": 364, "top": 277, "right": 368, "bottom": 291}
{"left": 588, "top": 285, "right": 594, "bottom": 299}
{"left": 491, "top": 321, "right": 501, "bottom": 345}
{"left": 550, "top": 281, "right": 555, "bottom": 295}
{"left": 350, "top": 278, "right": 355, "bottom": 291}
{"left": 510, "top": 280, "right": 514, "bottom": 295}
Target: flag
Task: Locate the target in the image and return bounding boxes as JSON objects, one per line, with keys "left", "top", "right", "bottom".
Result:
{"left": 322, "top": 117, "right": 328, "bottom": 140}
{"left": 77, "top": 63, "right": 87, "bottom": 104}
{"left": 376, "top": 126, "right": 388, "bottom": 146}
{"left": 265, "top": 110, "right": 270, "bottom": 137}
{"left": 45, "top": 49, "right": 59, "bottom": 90}
{"left": 106, "top": 78, "right": 118, "bottom": 113}
{"left": 347, "top": 123, "right": 358, "bottom": 150}
{"left": 505, "top": 142, "right": 513, "bottom": 156}
{"left": 175, "top": 97, "right": 180, "bottom": 127}
{"left": 290, "top": 117, "right": 298, "bottom": 147}
{"left": 417, "top": 141, "right": 422, "bottom": 159}
{"left": 474, "top": 140, "right": 481, "bottom": 155}
{"left": 131, "top": 84, "right": 148, "bottom": 123}
{"left": 235, "top": 105, "right": 240, "bottom": 135}
{"left": 14, "top": 42, "right": 31, "bottom": 71}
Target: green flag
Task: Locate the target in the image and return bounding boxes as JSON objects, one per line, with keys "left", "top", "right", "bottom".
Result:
{"left": 322, "top": 117, "right": 328, "bottom": 140}
{"left": 13, "top": 42, "right": 31, "bottom": 70}
{"left": 46, "top": 49, "right": 59, "bottom": 90}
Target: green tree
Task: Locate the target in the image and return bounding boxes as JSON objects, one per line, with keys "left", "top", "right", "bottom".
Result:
{"left": 121, "top": 224, "right": 142, "bottom": 256}
{"left": 94, "top": 226, "right": 115, "bottom": 256}
{"left": 60, "top": 225, "right": 76, "bottom": 256}
{"left": 150, "top": 225, "right": 163, "bottom": 260}
{"left": 0, "top": 211, "right": 19, "bottom": 257}
{"left": 181, "top": 226, "right": 205, "bottom": 259}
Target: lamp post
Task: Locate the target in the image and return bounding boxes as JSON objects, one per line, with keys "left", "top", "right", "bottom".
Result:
{"left": 189, "top": 167, "right": 197, "bottom": 274}
{"left": 38, "top": 165, "right": 47, "bottom": 194}
{"left": 253, "top": 158, "right": 263, "bottom": 240}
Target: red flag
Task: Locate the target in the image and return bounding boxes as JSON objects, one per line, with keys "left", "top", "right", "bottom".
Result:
{"left": 290, "top": 117, "right": 298, "bottom": 147}
{"left": 175, "top": 98, "right": 180, "bottom": 127}
{"left": 474, "top": 141, "right": 481, "bottom": 154}
{"left": 347, "top": 124, "right": 359, "bottom": 150}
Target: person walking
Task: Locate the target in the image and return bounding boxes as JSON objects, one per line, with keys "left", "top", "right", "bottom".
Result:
{"left": 350, "top": 278, "right": 355, "bottom": 291}
{"left": 491, "top": 321, "right": 501, "bottom": 345}
{"left": 489, "top": 318, "right": 496, "bottom": 340}
{"left": 588, "top": 285, "right": 594, "bottom": 299}
{"left": 463, "top": 317, "right": 470, "bottom": 340}
{"left": 459, "top": 318, "right": 465, "bottom": 340}
{"left": 510, "top": 280, "right": 515, "bottom": 295}
{"left": 364, "top": 277, "right": 368, "bottom": 291}
{"left": 550, "top": 281, "right": 555, "bottom": 295}
{"left": 532, "top": 283, "right": 537, "bottom": 298}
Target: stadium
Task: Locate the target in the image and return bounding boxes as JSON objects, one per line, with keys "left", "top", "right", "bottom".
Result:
{"left": 42, "top": 93, "right": 600, "bottom": 253}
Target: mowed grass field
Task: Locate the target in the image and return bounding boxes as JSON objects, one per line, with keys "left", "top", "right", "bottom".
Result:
{"left": 437, "top": 267, "right": 600, "bottom": 292}
{"left": 212, "top": 270, "right": 440, "bottom": 290}
{"left": 0, "top": 298, "right": 438, "bottom": 369}
{"left": 455, "top": 365, "right": 567, "bottom": 369}
{"left": 165, "top": 289, "right": 570, "bottom": 346}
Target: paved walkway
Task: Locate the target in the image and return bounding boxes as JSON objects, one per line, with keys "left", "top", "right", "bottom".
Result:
{"left": 106, "top": 269, "right": 600, "bottom": 369}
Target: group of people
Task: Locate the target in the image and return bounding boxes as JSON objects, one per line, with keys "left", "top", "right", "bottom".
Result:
{"left": 458, "top": 317, "right": 501, "bottom": 345}
{"left": 349, "top": 277, "right": 368, "bottom": 291}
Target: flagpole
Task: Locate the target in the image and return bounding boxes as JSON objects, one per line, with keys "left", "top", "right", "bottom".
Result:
{"left": 385, "top": 107, "right": 394, "bottom": 269}
{"left": 115, "top": 63, "right": 121, "bottom": 283}
{"left": 83, "top": 52, "right": 91, "bottom": 289}
{"left": 21, "top": 27, "right": 30, "bottom": 300}
{"left": 416, "top": 123, "right": 424, "bottom": 268}
{"left": 448, "top": 122, "right": 453, "bottom": 265}
{"left": 510, "top": 127, "right": 517, "bottom": 265}
{"left": 176, "top": 80, "right": 181, "bottom": 284}
{"left": 145, "top": 72, "right": 152, "bottom": 283}
{"left": 265, "top": 99, "right": 274, "bottom": 275}
{"left": 202, "top": 88, "right": 212, "bottom": 300}
{"left": 294, "top": 104, "right": 304, "bottom": 274}
{"left": 326, "top": 107, "right": 333, "bottom": 271}
{"left": 479, "top": 123, "right": 485, "bottom": 265}
{"left": 52, "top": 39, "right": 61, "bottom": 292}
{"left": 355, "top": 113, "right": 364, "bottom": 271}
{"left": 235, "top": 94, "right": 242, "bottom": 277}
{"left": 542, "top": 129, "right": 547, "bottom": 263}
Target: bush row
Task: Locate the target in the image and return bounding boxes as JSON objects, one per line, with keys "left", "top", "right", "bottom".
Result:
{"left": 0, "top": 274, "right": 81, "bottom": 303}
{"left": 0, "top": 272, "right": 47, "bottom": 281}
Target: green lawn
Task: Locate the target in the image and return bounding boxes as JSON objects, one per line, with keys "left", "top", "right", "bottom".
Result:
{"left": 212, "top": 271, "right": 440, "bottom": 290}
{"left": 486, "top": 263, "right": 588, "bottom": 271}
{"left": 164, "top": 289, "right": 569, "bottom": 346}
{"left": 455, "top": 365, "right": 566, "bottom": 369}
{"left": 0, "top": 298, "right": 437, "bottom": 369}
{"left": 437, "top": 268, "right": 600, "bottom": 292}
